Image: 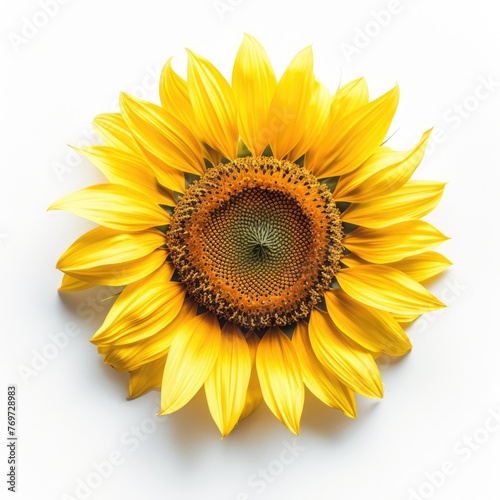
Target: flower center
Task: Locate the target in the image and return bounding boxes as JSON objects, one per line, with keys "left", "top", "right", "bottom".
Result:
{"left": 167, "top": 156, "right": 343, "bottom": 330}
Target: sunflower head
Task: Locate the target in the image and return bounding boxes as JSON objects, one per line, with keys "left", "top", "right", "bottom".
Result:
{"left": 50, "top": 34, "right": 450, "bottom": 437}
{"left": 167, "top": 155, "right": 343, "bottom": 330}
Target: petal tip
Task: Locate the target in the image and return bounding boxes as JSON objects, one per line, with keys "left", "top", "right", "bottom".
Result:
{"left": 287, "top": 422, "right": 300, "bottom": 435}
{"left": 347, "top": 408, "right": 357, "bottom": 419}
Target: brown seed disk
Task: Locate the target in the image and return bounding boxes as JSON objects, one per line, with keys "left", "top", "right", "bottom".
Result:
{"left": 167, "top": 156, "right": 343, "bottom": 330}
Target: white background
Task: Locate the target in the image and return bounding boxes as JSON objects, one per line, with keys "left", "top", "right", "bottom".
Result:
{"left": 1, "top": 0, "right": 499, "bottom": 499}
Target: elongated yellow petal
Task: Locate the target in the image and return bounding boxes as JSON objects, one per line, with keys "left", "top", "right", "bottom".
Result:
{"left": 160, "top": 58, "right": 222, "bottom": 166}
{"left": 240, "top": 332, "right": 263, "bottom": 421}
{"left": 392, "top": 312, "right": 421, "bottom": 323}
{"left": 205, "top": 323, "right": 251, "bottom": 437}
{"left": 337, "top": 265, "right": 446, "bottom": 314}
{"left": 62, "top": 249, "right": 167, "bottom": 286}
{"left": 334, "top": 129, "right": 432, "bottom": 202}
{"left": 187, "top": 49, "right": 238, "bottom": 159}
{"left": 160, "top": 58, "right": 200, "bottom": 134}
{"left": 309, "top": 309, "right": 383, "bottom": 398}
{"left": 59, "top": 274, "right": 94, "bottom": 292}
{"left": 91, "top": 262, "right": 173, "bottom": 335}
{"left": 256, "top": 327, "right": 304, "bottom": 434}
{"left": 128, "top": 357, "right": 166, "bottom": 399}
{"left": 341, "top": 253, "right": 368, "bottom": 268}
{"left": 103, "top": 298, "right": 198, "bottom": 372}
{"left": 91, "top": 281, "right": 185, "bottom": 345}
{"left": 324, "top": 289, "right": 411, "bottom": 356}
{"left": 288, "top": 79, "right": 330, "bottom": 162}
{"left": 292, "top": 321, "right": 356, "bottom": 417}
{"left": 311, "top": 85, "right": 400, "bottom": 178}
{"left": 387, "top": 251, "right": 453, "bottom": 282}
{"left": 48, "top": 184, "right": 170, "bottom": 231}
{"left": 232, "top": 34, "right": 277, "bottom": 156}
{"left": 305, "top": 77, "right": 368, "bottom": 170}
{"left": 93, "top": 113, "right": 142, "bottom": 155}
{"left": 57, "top": 226, "right": 165, "bottom": 271}
{"left": 341, "top": 252, "right": 448, "bottom": 285}
{"left": 342, "top": 252, "right": 450, "bottom": 286}
{"left": 76, "top": 145, "right": 176, "bottom": 206}
{"left": 330, "top": 77, "right": 370, "bottom": 123}
{"left": 120, "top": 92, "right": 204, "bottom": 181}
{"left": 83, "top": 263, "right": 174, "bottom": 347}
{"left": 267, "top": 46, "right": 314, "bottom": 160}
{"left": 342, "top": 181, "right": 446, "bottom": 228}
{"left": 140, "top": 260, "right": 175, "bottom": 283}
{"left": 160, "top": 312, "right": 221, "bottom": 415}
{"left": 343, "top": 220, "right": 449, "bottom": 263}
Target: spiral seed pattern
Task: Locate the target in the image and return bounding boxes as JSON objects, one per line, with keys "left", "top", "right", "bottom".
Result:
{"left": 167, "top": 156, "right": 343, "bottom": 330}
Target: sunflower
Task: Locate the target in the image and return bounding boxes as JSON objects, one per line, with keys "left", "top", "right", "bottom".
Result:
{"left": 50, "top": 35, "right": 450, "bottom": 437}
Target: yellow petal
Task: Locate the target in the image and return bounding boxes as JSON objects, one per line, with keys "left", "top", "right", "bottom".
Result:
{"left": 84, "top": 261, "right": 175, "bottom": 330}
{"left": 62, "top": 249, "right": 167, "bottom": 286}
{"left": 187, "top": 49, "right": 238, "bottom": 159}
{"left": 128, "top": 357, "right": 166, "bottom": 399}
{"left": 324, "top": 289, "right": 412, "bottom": 356}
{"left": 308, "top": 309, "right": 383, "bottom": 398}
{"left": 159, "top": 312, "right": 221, "bottom": 415}
{"left": 343, "top": 249, "right": 452, "bottom": 285}
{"left": 341, "top": 181, "right": 446, "bottom": 228}
{"left": 386, "top": 251, "right": 453, "bottom": 282}
{"left": 140, "top": 260, "right": 175, "bottom": 283}
{"left": 288, "top": 79, "right": 331, "bottom": 162}
{"left": 76, "top": 145, "right": 176, "bottom": 206}
{"left": 202, "top": 143, "right": 223, "bottom": 168}
{"left": 334, "top": 129, "right": 432, "bottom": 202}
{"left": 160, "top": 59, "right": 222, "bottom": 166}
{"left": 292, "top": 321, "right": 356, "bottom": 417}
{"left": 232, "top": 34, "right": 277, "bottom": 157}
{"left": 91, "top": 262, "right": 174, "bottom": 336}
{"left": 343, "top": 220, "right": 449, "bottom": 263}
{"left": 392, "top": 312, "right": 421, "bottom": 323}
{"left": 267, "top": 46, "right": 314, "bottom": 160}
{"left": 57, "top": 226, "right": 166, "bottom": 271}
{"left": 310, "top": 85, "right": 400, "bottom": 178}
{"left": 256, "top": 327, "right": 304, "bottom": 434}
{"left": 120, "top": 92, "right": 204, "bottom": 182}
{"left": 205, "top": 323, "right": 251, "bottom": 437}
{"left": 337, "top": 265, "right": 446, "bottom": 314}
{"left": 92, "top": 113, "right": 142, "bottom": 155}
{"left": 59, "top": 274, "right": 94, "bottom": 292}
{"left": 160, "top": 58, "right": 200, "bottom": 135}
{"left": 48, "top": 184, "right": 170, "bottom": 231}
{"left": 330, "top": 77, "right": 370, "bottom": 123}
{"left": 305, "top": 77, "right": 368, "bottom": 170}
{"left": 240, "top": 332, "right": 263, "bottom": 421}
{"left": 341, "top": 253, "right": 367, "bottom": 268}
{"left": 91, "top": 281, "right": 185, "bottom": 345}
{"left": 103, "top": 298, "right": 198, "bottom": 372}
